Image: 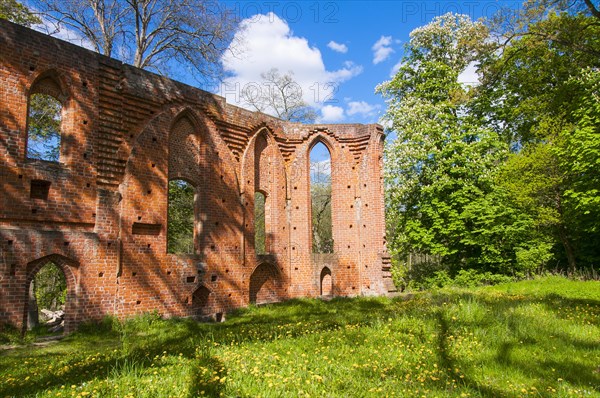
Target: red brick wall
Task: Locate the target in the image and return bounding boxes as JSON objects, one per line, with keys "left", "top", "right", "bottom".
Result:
{"left": 0, "top": 19, "right": 390, "bottom": 332}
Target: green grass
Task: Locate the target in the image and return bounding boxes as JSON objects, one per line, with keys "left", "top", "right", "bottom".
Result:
{"left": 1, "top": 276, "right": 599, "bottom": 397}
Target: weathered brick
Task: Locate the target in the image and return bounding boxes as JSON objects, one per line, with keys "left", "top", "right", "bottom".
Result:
{"left": 0, "top": 19, "right": 391, "bottom": 333}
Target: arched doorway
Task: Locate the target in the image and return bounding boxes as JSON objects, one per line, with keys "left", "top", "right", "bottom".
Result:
{"left": 23, "top": 255, "right": 78, "bottom": 334}
{"left": 320, "top": 267, "right": 332, "bottom": 296}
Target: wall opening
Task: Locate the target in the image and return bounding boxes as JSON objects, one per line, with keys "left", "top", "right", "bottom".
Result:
{"left": 249, "top": 262, "right": 281, "bottom": 304}
{"left": 255, "top": 191, "right": 266, "bottom": 254}
{"left": 191, "top": 285, "right": 211, "bottom": 317}
{"left": 27, "top": 262, "right": 67, "bottom": 332}
{"left": 320, "top": 267, "right": 332, "bottom": 296}
{"left": 27, "top": 93, "right": 63, "bottom": 162}
{"left": 310, "top": 142, "right": 333, "bottom": 253}
{"left": 167, "top": 179, "right": 195, "bottom": 254}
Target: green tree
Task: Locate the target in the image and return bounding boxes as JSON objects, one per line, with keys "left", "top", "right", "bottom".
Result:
{"left": 167, "top": 180, "right": 195, "bottom": 254}
{"left": 26, "top": 93, "right": 62, "bottom": 162}
{"left": 254, "top": 192, "right": 266, "bottom": 254}
{"left": 378, "top": 14, "right": 511, "bottom": 274}
{"left": 34, "top": 263, "right": 67, "bottom": 312}
{"left": 478, "top": 6, "right": 600, "bottom": 271}
{"left": 0, "top": 0, "right": 40, "bottom": 26}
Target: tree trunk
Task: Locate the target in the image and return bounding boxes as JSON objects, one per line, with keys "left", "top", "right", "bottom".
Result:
{"left": 558, "top": 227, "right": 577, "bottom": 274}
{"left": 27, "top": 281, "right": 39, "bottom": 330}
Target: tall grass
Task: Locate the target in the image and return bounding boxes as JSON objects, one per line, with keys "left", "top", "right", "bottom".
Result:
{"left": 0, "top": 276, "right": 598, "bottom": 397}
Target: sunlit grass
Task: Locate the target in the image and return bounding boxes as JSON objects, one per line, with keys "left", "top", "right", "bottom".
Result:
{"left": 1, "top": 276, "right": 599, "bottom": 397}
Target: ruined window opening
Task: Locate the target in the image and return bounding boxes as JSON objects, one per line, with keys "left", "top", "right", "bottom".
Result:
{"left": 310, "top": 142, "right": 333, "bottom": 253}
{"left": 167, "top": 179, "right": 195, "bottom": 254}
{"left": 27, "top": 93, "right": 62, "bottom": 162}
{"left": 27, "top": 262, "right": 67, "bottom": 331}
{"left": 255, "top": 191, "right": 266, "bottom": 254}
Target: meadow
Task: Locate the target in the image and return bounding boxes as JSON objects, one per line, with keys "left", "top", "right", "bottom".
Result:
{"left": 1, "top": 276, "right": 599, "bottom": 397}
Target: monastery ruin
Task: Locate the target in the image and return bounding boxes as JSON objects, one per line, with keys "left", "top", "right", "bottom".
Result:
{"left": 0, "top": 19, "right": 393, "bottom": 333}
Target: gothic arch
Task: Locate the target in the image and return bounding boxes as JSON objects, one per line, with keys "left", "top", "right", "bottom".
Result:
{"left": 320, "top": 266, "right": 332, "bottom": 296}
{"left": 23, "top": 254, "right": 79, "bottom": 333}
{"left": 249, "top": 262, "right": 282, "bottom": 304}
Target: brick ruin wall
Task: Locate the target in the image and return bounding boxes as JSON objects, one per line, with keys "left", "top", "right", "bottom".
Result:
{"left": 0, "top": 19, "right": 394, "bottom": 332}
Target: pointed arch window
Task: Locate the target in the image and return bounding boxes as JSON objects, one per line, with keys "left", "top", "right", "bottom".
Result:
{"left": 255, "top": 191, "right": 266, "bottom": 254}
{"left": 167, "top": 179, "right": 195, "bottom": 254}
{"left": 310, "top": 141, "right": 333, "bottom": 253}
{"left": 26, "top": 77, "right": 65, "bottom": 162}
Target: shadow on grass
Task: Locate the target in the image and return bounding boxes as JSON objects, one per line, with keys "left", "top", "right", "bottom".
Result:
{"left": 1, "top": 288, "right": 598, "bottom": 397}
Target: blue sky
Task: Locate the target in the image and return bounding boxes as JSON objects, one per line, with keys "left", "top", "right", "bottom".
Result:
{"left": 218, "top": 1, "right": 521, "bottom": 125}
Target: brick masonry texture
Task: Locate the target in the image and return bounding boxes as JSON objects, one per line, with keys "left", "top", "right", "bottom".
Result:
{"left": 0, "top": 19, "right": 394, "bottom": 333}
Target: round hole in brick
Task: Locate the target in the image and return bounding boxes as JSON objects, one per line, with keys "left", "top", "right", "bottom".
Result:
{"left": 350, "top": 205, "right": 354, "bottom": 208}
{"left": 349, "top": 224, "right": 353, "bottom": 228}
{"left": 98, "top": 272, "right": 104, "bottom": 277}
{"left": 138, "top": 216, "right": 142, "bottom": 221}
{"left": 295, "top": 206, "right": 299, "bottom": 210}
{"left": 83, "top": 153, "right": 88, "bottom": 159}
{"left": 292, "top": 247, "right": 295, "bottom": 250}
{"left": 29, "top": 66, "right": 35, "bottom": 71}
{"left": 136, "top": 300, "right": 141, "bottom": 305}
{"left": 147, "top": 190, "right": 152, "bottom": 194}
{"left": 92, "top": 213, "right": 96, "bottom": 218}
{"left": 86, "top": 183, "right": 91, "bottom": 188}
{"left": 132, "top": 272, "right": 137, "bottom": 276}
{"left": 211, "top": 245, "right": 215, "bottom": 250}
{"left": 215, "top": 222, "right": 219, "bottom": 226}
{"left": 222, "top": 199, "right": 226, "bottom": 203}
{"left": 282, "top": 226, "right": 285, "bottom": 230}
{"left": 147, "top": 244, "right": 151, "bottom": 248}
{"left": 347, "top": 245, "right": 350, "bottom": 249}
{"left": 83, "top": 120, "right": 88, "bottom": 125}
{"left": 365, "top": 203, "right": 369, "bottom": 207}
{"left": 151, "top": 163, "right": 156, "bottom": 168}
{"left": 108, "top": 242, "right": 112, "bottom": 247}
{"left": 228, "top": 293, "right": 232, "bottom": 297}
{"left": 247, "top": 180, "right": 250, "bottom": 184}
{"left": 167, "top": 270, "right": 171, "bottom": 275}
{"left": 347, "top": 185, "right": 351, "bottom": 189}
{"left": 130, "top": 134, "right": 134, "bottom": 138}
{"left": 294, "top": 267, "right": 298, "bottom": 270}
{"left": 347, "top": 266, "right": 351, "bottom": 269}
{"left": 293, "top": 227, "right": 296, "bottom": 230}
{"left": 364, "top": 184, "right": 367, "bottom": 187}
{"left": 294, "top": 186, "right": 297, "bottom": 190}
{"left": 152, "top": 137, "right": 157, "bottom": 142}
{"left": 363, "top": 224, "right": 366, "bottom": 228}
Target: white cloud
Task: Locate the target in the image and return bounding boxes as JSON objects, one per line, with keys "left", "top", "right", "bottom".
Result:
{"left": 220, "top": 13, "right": 362, "bottom": 114}
{"left": 347, "top": 101, "right": 380, "bottom": 117}
{"left": 327, "top": 40, "right": 348, "bottom": 53}
{"left": 372, "top": 35, "right": 394, "bottom": 64}
{"left": 320, "top": 105, "right": 345, "bottom": 122}
{"left": 458, "top": 61, "right": 480, "bottom": 86}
